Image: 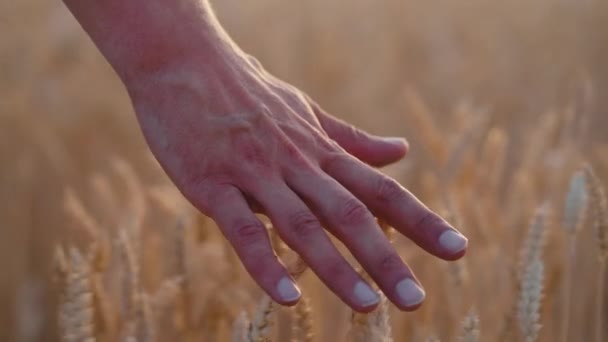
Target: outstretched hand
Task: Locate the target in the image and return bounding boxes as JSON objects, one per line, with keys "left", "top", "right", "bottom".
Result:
{"left": 127, "top": 51, "right": 468, "bottom": 312}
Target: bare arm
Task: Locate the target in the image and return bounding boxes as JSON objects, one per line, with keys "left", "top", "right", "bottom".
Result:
{"left": 63, "top": 0, "right": 467, "bottom": 312}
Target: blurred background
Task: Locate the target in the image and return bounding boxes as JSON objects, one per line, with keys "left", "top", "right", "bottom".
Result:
{"left": 1, "top": 0, "right": 607, "bottom": 341}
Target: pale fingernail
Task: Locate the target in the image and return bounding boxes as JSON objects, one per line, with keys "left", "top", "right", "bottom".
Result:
{"left": 396, "top": 278, "right": 425, "bottom": 307}
{"left": 277, "top": 277, "right": 301, "bottom": 302}
{"left": 354, "top": 281, "right": 380, "bottom": 307}
{"left": 438, "top": 230, "right": 468, "bottom": 254}
{"left": 382, "top": 137, "right": 407, "bottom": 146}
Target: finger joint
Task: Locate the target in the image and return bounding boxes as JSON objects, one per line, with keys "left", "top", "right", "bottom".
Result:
{"left": 338, "top": 198, "right": 370, "bottom": 226}
{"left": 288, "top": 211, "right": 320, "bottom": 240}
{"left": 375, "top": 176, "right": 405, "bottom": 204}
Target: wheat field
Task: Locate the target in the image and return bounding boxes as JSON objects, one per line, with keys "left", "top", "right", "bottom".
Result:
{"left": 1, "top": 0, "right": 608, "bottom": 341}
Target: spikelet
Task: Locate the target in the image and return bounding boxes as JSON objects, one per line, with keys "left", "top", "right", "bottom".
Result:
{"left": 564, "top": 169, "right": 588, "bottom": 235}
{"left": 517, "top": 258, "right": 544, "bottom": 342}
{"left": 232, "top": 311, "right": 251, "bottom": 342}
{"left": 292, "top": 296, "right": 313, "bottom": 342}
{"left": 583, "top": 165, "right": 608, "bottom": 260}
{"left": 248, "top": 295, "right": 275, "bottom": 342}
{"left": 58, "top": 247, "right": 95, "bottom": 342}
{"left": 458, "top": 309, "right": 480, "bottom": 342}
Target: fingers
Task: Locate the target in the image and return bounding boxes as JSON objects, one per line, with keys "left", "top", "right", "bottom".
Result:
{"left": 322, "top": 154, "right": 468, "bottom": 261}
{"left": 285, "top": 168, "right": 426, "bottom": 310}
{"left": 207, "top": 185, "right": 301, "bottom": 305}
{"left": 250, "top": 181, "right": 382, "bottom": 312}
{"left": 313, "top": 105, "right": 409, "bottom": 167}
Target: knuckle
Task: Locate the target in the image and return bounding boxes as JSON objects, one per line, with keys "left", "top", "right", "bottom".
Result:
{"left": 338, "top": 198, "right": 370, "bottom": 226}
{"left": 377, "top": 253, "right": 403, "bottom": 273}
{"left": 282, "top": 141, "right": 309, "bottom": 167}
{"left": 321, "top": 151, "right": 349, "bottom": 172}
{"left": 240, "top": 141, "right": 269, "bottom": 167}
{"left": 346, "top": 124, "right": 365, "bottom": 140}
{"left": 375, "top": 176, "right": 405, "bottom": 203}
{"left": 230, "top": 220, "right": 267, "bottom": 247}
{"left": 243, "top": 248, "right": 277, "bottom": 275}
{"left": 179, "top": 174, "right": 225, "bottom": 212}
{"left": 288, "top": 211, "right": 320, "bottom": 240}
{"left": 412, "top": 211, "right": 442, "bottom": 231}
{"left": 323, "top": 259, "right": 350, "bottom": 280}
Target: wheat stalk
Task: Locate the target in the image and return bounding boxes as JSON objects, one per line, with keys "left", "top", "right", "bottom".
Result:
{"left": 561, "top": 168, "right": 588, "bottom": 342}
{"left": 583, "top": 164, "right": 608, "bottom": 342}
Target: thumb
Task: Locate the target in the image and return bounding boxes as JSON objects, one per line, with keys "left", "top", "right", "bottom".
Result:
{"left": 313, "top": 105, "right": 409, "bottom": 167}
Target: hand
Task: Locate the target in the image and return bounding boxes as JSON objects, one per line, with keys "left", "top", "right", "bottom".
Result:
{"left": 126, "top": 49, "right": 467, "bottom": 313}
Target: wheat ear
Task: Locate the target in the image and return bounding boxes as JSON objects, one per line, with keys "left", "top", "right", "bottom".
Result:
{"left": 58, "top": 247, "right": 96, "bottom": 342}
{"left": 248, "top": 295, "right": 275, "bottom": 342}
{"left": 292, "top": 296, "right": 313, "bottom": 342}
{"left": 519, "top": 203, "right": 550, "bottom": 279}
{"left": 517, "top": 257, "right": 544, "bottom": 342}
{"left": 232, "top": 311, "right": 251, "bottom": 342}
{"left": 458, "top": 309, "right": 480, "bottom": 342}
{"left": 515, "top": 204, "right": 548, "bottom": 342}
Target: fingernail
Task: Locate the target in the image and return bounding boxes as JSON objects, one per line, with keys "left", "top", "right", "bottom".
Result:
{"left": 438, "top": 230, "right": 468, "bottom": 254}
{"left": 382, "top": 137, "right": 407, "bottom": 146}
{"left": 395, "top": 278, "right": 425, "bottom": 307}
{"left": 354, "top": 281, "right": 380, "bottom": 307}
{"left": 277, "top": 277, "right": 301, "bottom": 302}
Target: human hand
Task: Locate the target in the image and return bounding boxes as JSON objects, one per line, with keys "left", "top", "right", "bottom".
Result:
{"left": 125, "top": 47, "right": 467, "bottom": 313}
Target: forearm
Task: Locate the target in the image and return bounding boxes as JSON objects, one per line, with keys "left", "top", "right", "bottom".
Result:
{"left": 62, "top": 0, "right": 239, "bottom": 83}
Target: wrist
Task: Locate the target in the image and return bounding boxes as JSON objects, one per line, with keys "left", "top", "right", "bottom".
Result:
{"left": 64, "top": 0, "right": 243, "bottom": 84}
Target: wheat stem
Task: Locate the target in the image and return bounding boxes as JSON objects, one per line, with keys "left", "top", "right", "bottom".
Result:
{"left": 561, "top": 239, "right": 576, "bottom": 342}
{"left": 597, "top": 262, "right": 606, "bottom": 342}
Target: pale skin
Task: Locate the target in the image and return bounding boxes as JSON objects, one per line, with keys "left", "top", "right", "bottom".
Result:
{"left": 62, "top": 0, "right": 468, "bottom": 312}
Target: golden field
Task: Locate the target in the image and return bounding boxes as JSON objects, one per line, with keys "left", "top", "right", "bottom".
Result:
{"left": 1, "top": 0, "right": 608, "bottom": 341}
